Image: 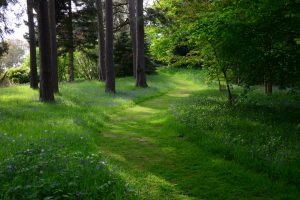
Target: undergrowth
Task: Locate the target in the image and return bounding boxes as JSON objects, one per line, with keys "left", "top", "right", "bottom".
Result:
{"left": 170, "top": 80, "right": 300, "bottom": 187}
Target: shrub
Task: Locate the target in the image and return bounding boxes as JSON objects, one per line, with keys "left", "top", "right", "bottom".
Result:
{"left": 114, "top": 32, "right": 134, "bottom": 77}
{"left": 114, "top": 32, "right": 157, "bottom": 77}
{"left": 58, "top": 55, "right": 68, "bottom": 81}
{"left": 74, "top": 51, "right": 98, "bottom": 80}
{"left": 6, "top": 66, "right": 30, "bottom": 84}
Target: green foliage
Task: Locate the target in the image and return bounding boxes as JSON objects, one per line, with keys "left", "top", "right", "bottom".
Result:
{"left": 74, "top": 50, "right": 98, "bottom": 80}
{"left": 114, "top": 32, "right": 157, "bottom": 77}
{"left": 5, "top": 66, "right": 30, "bottom": 84}
{"left": 148, "top": 0, "right": 300, "bottom": 89}
{"left": 114, "top": 32, "right": 133, "bottom": 77}
{"left": 58, "top": 55, "right": 68, "bottom": 81}
{"left": 0, "top": 73, "right": 177, "bottom": 199}
{"left": 19, "top": 49, "right": 68, "bottom": 82}
{"left": 0, "top": 70, "right": 299, "bottom": 199}
{"left": 56, "top": 0, "right": 98, "bottom": 55}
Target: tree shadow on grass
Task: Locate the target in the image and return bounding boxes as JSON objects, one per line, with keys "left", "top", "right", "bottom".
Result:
{"left": 169, "top": 88, "right": 300, "bottom": 188}
{"left": 94, "top": 88, "right": 300, "bottom": 200}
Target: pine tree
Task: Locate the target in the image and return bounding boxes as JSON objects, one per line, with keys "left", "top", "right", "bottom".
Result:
{"left": 49, "top": 0, "right": 59, "bottom": 92}
{"left": 105, "top": 0, "right": 115, "bottom": 93}
{"left": 96, "top": 0, "right": 106, "bottom": 81}
{"left": 37, "top": 0, "right": 55, "bottom": 102}
{"left": 128, "top": 0, "right": 137, "bottom": 77}
{"left": 27, "top": 0, "right": 38, "bottom": 89}
{"left": 136, "top": 0, "right": 147, "bottom": 87}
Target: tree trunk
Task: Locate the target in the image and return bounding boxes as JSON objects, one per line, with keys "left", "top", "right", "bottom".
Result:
{"left": 128, "top": 0, "right": 137, "bottom": 78}
{"left": 68, "top": 0, "right": 74, "bottom": 82}
{"left": 267, "top": 83, "right": 273, "bottom": 94}
{"left": 105, "top": 0, "right": 115, "bottom": 93}
{"left": 136, "top": 0, "right": 147, "bottom": 87}
{"left": 217, "top": 76, "right": 222, "bottom": 91}
{"left": 68, "top": 48, "right": 74, "bottom": 82}
{"left": 222, "top": 69, "right": 233, "bottom": 104}
{"left": 48, "top": 0, "right": 59, "bottom": 92}
{"left": 96, "top": 0, "right": 106, "bottom": 81}
{"left": 264, "top": 76, "right": 273, "bottom": 94}
{"left": 27, "top": 0, "right": 38, "bottom": 89}
{"left": 37, "top": 0, "right": 54, "bottom": 102}
{"left": 264, "top": 78, "right": 268, "bottom": 94}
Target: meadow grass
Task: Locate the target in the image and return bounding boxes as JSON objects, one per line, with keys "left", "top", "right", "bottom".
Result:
{"left": 0, "top": 73, "right": 177, "bottom": 199}
{"left": 0, "top": 69, "right": 299, "bottom": 199}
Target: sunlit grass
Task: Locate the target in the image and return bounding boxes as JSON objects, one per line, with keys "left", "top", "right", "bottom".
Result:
{"left": 0, "top": 69, "right": 299, "bottom": 199}
{"left": 0, "top": 72, "right": 181, "bottom": 199}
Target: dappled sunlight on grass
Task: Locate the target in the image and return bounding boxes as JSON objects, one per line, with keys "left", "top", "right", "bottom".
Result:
{"left": 1, "top": 69, "right": 299, "bottom": 199}
{"left": 129, "top": 105, "right": 160, "bottom": 115}
{"left": 95, "top": 76, "right": 300, "bottom": 199}
{"left": 170, "top": 84, "right": 300, "bottom": 191}
{"left": 0, "top": 71, "right": 193, "bottom": 199}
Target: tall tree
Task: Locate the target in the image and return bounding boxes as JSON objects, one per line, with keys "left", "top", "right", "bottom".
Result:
{"left": 27, "top": 0, "right": 38, "bottom": 89}
{"left": 128, "top": 0, "right": 137, "bottom": 77}
{"left": 37, "top": 0, "right": 55, "bottom": 102}
{"left": 96, "top": 0, "right": 106, "bottom": 81}
{"left": 105, "top": 0, "right": 115, "bottom": 93}
{"left": 136, "top": 0, "right": 147, "bottom": 87}
{"left": 67, "top": 0, "right": 74, "bottom": 82}
{"left": 48, "top": 0, "right": 59, "bottom": 92}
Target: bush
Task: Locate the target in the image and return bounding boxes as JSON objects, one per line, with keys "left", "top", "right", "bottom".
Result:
{"left": 114, "top": 32, "right": 157, "bottom": 77}
{"left": 58, "top": 55, "right": 68, "bottom": 81}
{"left": 6, "top": 66, "right": 30, "bottom": 84}
{"left": 74, "top": 51, "right": 98, "bottom": 80}
{"left": 114, "top": 32, "right": 134, "bottom": 77}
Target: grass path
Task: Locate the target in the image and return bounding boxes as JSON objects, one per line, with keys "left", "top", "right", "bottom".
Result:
{"left": 1, "top": 72, "right": 298, "bottom": 199}
{"left": 94, "top": 79, "right": 298, "bottom": 200}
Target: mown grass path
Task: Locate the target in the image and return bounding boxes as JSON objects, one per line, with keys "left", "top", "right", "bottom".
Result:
{"left": 94, "top": 79, "right": 299, "bottom": 200}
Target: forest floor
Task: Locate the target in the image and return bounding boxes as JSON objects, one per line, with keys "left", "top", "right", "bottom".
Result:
{"left": 0, "top": 70, "right": 299, "bottom": 199}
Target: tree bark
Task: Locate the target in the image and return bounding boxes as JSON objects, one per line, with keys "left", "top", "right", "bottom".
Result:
{"left": 264, "top": 80, "right": 268, "bottom": 94}
{"left": 136, "top": 0, "right": 147, "bottom": 87}
{"left": 264, "top": 76, "right": 273, "bottom": 94}
{"left": 267, "top": 83, "right": 273, "bottom": 94}
{"left": 37, "top": 0, "right": 54, "bottom": 102}
{"left": 96, "top": 0, "right": 106, "bottom": 81}
{"left": 68, "top": 48, "right": 74, "bottom": 82}
{"left": 217, "top": 75, "right": 222, "bottom": 91}
{"left": 128, "top": 0, "right": 137, "bottom": 78}
{"left": 68, "top": 0, "right": 74, "bottom": 82}
{"left": 27, "top": 0, "right": 38, "bottom": 89}
{"left": 222, "top": 68, "right": 233, "bottom": 104}
{"left": 105, "top": 0, "right": 115, "bottom": 93}
{"left": 48, "top": 0, "right": 59, "bottom": 92}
